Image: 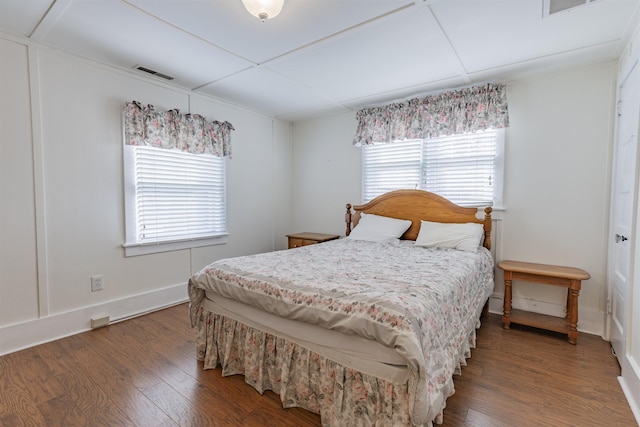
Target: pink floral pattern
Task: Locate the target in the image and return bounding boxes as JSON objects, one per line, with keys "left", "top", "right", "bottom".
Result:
{"left": 189, "top": 239, "right": 494, "bottom": 426}
{"left": 352, "top": 83, "right": 509, "bottom": 146}
{"left": 123, "top": 101, "right": 234, "bottom": 157}
{"left": 194, "top": 311, "right": 419, "bottom": 426}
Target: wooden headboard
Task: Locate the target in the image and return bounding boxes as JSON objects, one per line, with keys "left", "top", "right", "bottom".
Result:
{"left": 345, "top": 190, "right": 493, "bottom": 250}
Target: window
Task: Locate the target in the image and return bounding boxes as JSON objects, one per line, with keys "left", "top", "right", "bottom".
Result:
{"left": 123, "top": 145, "right": 227, "bottom": 256}
{"left": 362, "top": 129, "right": 504, "bottom": 207}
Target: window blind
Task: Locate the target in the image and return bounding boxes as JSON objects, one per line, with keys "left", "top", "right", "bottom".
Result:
{"left": 362, "top": 140, "right": 422, "bottom": 202}
{"left": 133, "top": 145, "right": 226, "bottom": 243}
{"left": 362, "top": 130, "right": 499, "bottom": 206}
{"left": 423, "top": 130, "right": 496, "bottom": 206}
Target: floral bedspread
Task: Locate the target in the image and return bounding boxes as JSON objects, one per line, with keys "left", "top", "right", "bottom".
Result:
{"left": 188, "top": 238, "right": 494, "bottom": 425}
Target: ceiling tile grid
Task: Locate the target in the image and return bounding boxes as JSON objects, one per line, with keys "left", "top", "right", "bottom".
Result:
{"left": 0, "top": 0, "right": 638, "bottom": 120}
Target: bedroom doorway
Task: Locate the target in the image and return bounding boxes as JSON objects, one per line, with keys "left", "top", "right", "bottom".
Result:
{"left": 608, "top": 60, "right": 640, "bottom": 365}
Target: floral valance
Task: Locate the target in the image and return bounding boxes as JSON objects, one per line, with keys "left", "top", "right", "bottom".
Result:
{"left": 123, "top": 101, "right": 234, "bottom": 157}
{"left": 353, "top": 83, "right": 509, "bottom": 146}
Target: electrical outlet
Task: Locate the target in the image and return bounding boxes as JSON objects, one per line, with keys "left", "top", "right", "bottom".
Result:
{"left": 91, "top": 315, "right": 110, "bottom": 329}
{"left": 91, "top": 275, "right": 104, "bottom": 292}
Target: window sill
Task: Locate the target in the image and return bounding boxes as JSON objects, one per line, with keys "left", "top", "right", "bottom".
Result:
{"left": 123, "top": 235, "right": 228, "bottom": 257}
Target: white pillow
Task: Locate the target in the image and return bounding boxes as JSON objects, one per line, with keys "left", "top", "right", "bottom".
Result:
{"left": 415, "top": 220, "right": 484, "bottom": 253}
{"left": 347, "top": 212, "right": 412, "bottom": 243}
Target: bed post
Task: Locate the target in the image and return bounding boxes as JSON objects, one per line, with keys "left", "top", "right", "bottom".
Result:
{"left": 345, "top": 204, "right": 352, "bottom": 236}
{"left": 483, "top": 207, "right": 493, "bottom": 250}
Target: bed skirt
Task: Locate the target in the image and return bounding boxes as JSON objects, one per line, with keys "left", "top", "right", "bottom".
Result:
{"left": 194, "top": 308, "right": 480, "bottom": 426}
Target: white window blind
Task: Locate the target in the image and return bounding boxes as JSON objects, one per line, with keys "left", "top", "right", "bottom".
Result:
{"left": 124, "top": 145, "right": 227, "bottom": 250}
{"left": 362, "top": 129, "right": 503, "bottom": 207}
{"left": 423, "top": 130, "right": 497, "bottom": 206}
{"left": 362, "top": 140, "right": 422, "bottom": 202}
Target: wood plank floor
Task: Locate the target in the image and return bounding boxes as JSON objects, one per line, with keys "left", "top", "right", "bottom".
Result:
{"left": 0, "top": 303, "right": 636, "bottom": 426}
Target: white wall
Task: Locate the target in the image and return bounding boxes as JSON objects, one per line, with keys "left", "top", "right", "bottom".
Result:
{"left": 0, "top": 36, "right": 292, "bottom": 355}
{"left": 292, "top": 61, "right": 617, "bottom": 337}
{"left": 0, "top": 38, "right": 39, "bottom": 325}
{"left": 291, "top": 113, "right": 361, "bottom": 236}
{"left": 499, "top": 63, "right": 616, "bottom": 334}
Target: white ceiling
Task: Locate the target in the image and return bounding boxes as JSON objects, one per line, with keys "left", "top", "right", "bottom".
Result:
{"left": 1, "top": 0, "right": 638, "bottom": 121}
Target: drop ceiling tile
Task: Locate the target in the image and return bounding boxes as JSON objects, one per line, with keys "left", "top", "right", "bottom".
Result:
{"left": 469, "top": 39, "right": 621, "bottom": 83}
{"left": 197, "top": 66, "right": 341, "bottom": 117}
{"left": 39, "top": 0, "right": 252, "bottom": 89}
{"left": 341, "top": 75, "right": 471, "bottom": 111}
{"left": 0, "top": 0, "right": 53, "bottom": 37}
{"left": 278, "top": 103, "right": 352, "bottom": 122}
{"left": 266, "top": 6, "right": 464, "bottom": 104}
{"left": 431, "top": 0, "right": 636, "bottom": 73}
{"left": 126, "top": 0, "right": 415, "bottom": 64}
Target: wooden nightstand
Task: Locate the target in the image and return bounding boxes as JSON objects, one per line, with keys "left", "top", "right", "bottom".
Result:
{"left": 286, "top": 232, "right": 340, "bottom": 249}
{"left": 498, "top": 260, "right": 590, "bottom": 344}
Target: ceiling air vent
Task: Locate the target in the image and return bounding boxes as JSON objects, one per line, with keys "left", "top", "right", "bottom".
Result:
{"left": 134, "top": 65, "right": 174, "bottom": 81}
{"left": 544, "top": 0, "right": 597, "bottom": 16}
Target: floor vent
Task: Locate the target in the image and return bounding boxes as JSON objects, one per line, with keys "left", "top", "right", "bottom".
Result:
{"left": 134, "top": 65, "right": 174, "bottom": 81}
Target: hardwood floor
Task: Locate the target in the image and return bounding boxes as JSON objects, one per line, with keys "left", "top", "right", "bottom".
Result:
{"left": 0, "top": 303, "right": 636, "bottom": 426}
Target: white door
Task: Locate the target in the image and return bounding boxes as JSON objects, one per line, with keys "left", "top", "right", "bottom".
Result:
{"left": 609, "top": 61, "right": 640, "bottom": 361}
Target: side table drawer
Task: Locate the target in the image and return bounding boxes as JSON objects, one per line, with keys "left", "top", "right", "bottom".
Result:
{"left": 287, "top": 232, "right": 340, "bottom": 249}
{"left": 288, "top": 238, "right": 318, "bottom": 248}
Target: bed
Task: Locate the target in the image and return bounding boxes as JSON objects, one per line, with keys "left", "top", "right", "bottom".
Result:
{"left": 188, "top": 189, "right": 494, "bottom": 426}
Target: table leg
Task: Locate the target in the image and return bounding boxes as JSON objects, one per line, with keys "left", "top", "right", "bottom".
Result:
{"left": 567, "top": 283, "right": 580, "bottom": 344}
{"left": 502, "top": 274, "right": 512, "bottom": 329}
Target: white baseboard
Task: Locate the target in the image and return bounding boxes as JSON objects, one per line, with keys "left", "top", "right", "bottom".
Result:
{"left": 0, "top": 282, "right": 188, "bottom": 356}
{"left": 619, "top": 355, "right": 640, "bottom": 426}
{"left": 487, "top": 293, "right": 605, "bottom": 337}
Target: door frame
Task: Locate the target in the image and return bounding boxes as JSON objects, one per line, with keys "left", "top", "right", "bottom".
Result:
{"left": 606, "top": 60, "right": 640, "bottom": 349}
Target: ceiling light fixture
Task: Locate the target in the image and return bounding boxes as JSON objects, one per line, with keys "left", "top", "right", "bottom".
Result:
{"left": 241, "top": 0, "right": 284, "bottom": 22}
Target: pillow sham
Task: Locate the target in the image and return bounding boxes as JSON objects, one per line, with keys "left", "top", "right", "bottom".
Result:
{"left": 347, "top": 212, "right": 412, "bottom": 243}
{"left": 415, "top": 220, "right": 484, "bottom": 253}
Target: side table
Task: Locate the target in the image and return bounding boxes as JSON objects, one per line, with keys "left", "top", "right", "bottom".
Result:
{"left": 286, "top": 232, "right": 340, "bottom": 249}
{"left": 497, "top": 260, "right": 590, "bottom": 344}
